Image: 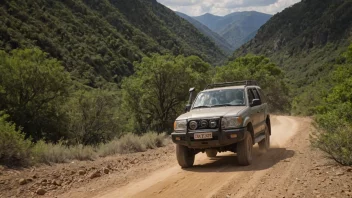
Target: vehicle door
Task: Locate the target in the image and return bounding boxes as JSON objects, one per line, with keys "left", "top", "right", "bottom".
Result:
{"left": 247, "top": 88, "right": 261, "bottom": 135}
{"left": 252, "top": 88, "right": 266, "bottom": 132}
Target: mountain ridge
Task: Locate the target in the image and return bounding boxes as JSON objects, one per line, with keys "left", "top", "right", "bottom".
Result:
{"left": 193, "top": 11, "right": 272, "bottom": 50}
{"left": 175, "top": 11, "right": 234, "bottom": 54}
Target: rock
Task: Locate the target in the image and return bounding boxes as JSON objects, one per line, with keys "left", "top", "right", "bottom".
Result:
{"left": 41, "top": 179, "right": 47, "bottom": 183}
{"left": 103, "top": 168, "right": 109, "bottom": 174}
{"left": 78, "top": 170, "right": 86, "bottom": 175}
{"left": 19, "top": 178, "right": 27, "bottom": 185}
{"left": 283, "top": 159, "right": 290, "bottom": 162}
{"left": 336, "top": 171, "right": 344, "bottom": 176}
{"left": 89, "top": 171, "right": 101, "bottom": 179}
{"left": 26, "top": 178, "right": 33, "bottom": 183}
{"left": 78, "top": 179, "right": 84, "bottom": 183}
{"left": 70, "top": 170, "right": 76, "bottom": 175}
{"left": 36, "top": 188, "right": 46, "bottom": 195}
{"left": 53, "top": 180, "right": 62, "bottom": 186}
{"left": 347, "top": 168, "right": 352, "bottom": 172}
{"left": 32, "top": 174, "right": 38, "bottom": 179}
{"left": 141, "top": 154, "right": 144, "bottom": 157}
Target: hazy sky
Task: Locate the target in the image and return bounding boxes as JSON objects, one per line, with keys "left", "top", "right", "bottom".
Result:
{"left": 157, "top": 0, "right": 301, "bottom": 16}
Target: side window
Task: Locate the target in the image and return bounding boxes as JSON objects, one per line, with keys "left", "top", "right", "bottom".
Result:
{"left": 251, "top": 88, "right": 260, "bottom": 100}
{"left": 247, "top": 89, "right": 254, "bottom": 103}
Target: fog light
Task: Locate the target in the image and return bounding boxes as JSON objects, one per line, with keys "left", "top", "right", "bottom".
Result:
{"left": 230, "top": 134, "right": 237, "bottom": 139}
{"left": 176, "top": 137, "right": 181, "bottom": 141}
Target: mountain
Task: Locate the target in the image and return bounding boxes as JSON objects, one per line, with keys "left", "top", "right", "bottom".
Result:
{"left": 234, "top": 0, "right": 352, "bottom": 90}
{"left": 194, "top": 12, "right": 272, "bottom": 49}
{"left": 0, "top": 0, "right": 227, "bottom": 86}
{"left": 175, "top": 12, "right": 234, "bottom": 54}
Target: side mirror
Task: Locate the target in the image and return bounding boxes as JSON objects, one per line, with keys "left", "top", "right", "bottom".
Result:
{"left": 251, "top": 99, "right": 261, "bottom": 107}
{"left": 185, "top": 104, "right": 191, "bottom": 112}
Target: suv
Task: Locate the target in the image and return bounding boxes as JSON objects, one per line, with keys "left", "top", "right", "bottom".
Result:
{"left": 172, "top": 81, "right": 271, "bottom": 168}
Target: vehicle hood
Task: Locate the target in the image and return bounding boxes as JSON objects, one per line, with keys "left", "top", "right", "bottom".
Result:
{"left": 177, "top": 106, "right": 247, "bottom": 120}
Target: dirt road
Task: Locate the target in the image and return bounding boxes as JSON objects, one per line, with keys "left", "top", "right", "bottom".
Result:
{"left": 87, "top": 116, "right": 351, "bottom": 198}
{"left": 2, "top": 116, "right": 350, "bottom": 198}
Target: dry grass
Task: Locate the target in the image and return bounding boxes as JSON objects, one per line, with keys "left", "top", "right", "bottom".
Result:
{"left": 98, "top": 132, "right": 167, "bottom": 157}
{"left": 29, "top": 132, "right": 168, "bottom": 165}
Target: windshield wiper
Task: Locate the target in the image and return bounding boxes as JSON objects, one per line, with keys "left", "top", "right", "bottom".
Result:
{"left": 193, "top": 105, "right": 211, "bottom": 109}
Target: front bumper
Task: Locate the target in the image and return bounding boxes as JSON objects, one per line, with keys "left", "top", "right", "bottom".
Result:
{"left": 171, "top": 127, "right": 246, "bottom": 149}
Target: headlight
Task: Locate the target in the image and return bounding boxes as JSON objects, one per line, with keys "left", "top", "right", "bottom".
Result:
{"left": 174, "top": 120, "right": 187, "bottom": 131}
{"left": 221, "top": 117, "right": 243, "bottom": 129}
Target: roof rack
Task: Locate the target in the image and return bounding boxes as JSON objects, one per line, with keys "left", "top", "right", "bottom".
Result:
{"left": 205, "top": 80, "right": 258, "bottom": 90}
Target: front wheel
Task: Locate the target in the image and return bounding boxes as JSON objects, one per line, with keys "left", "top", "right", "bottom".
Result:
{"left": 176, "top": 144, "right": 195, "bottom": 168}
{"left": 237, "top": 131, "right": 253, "bottom": 166}
{"left": 258, "top": 124, "right": 270, "bottom": 152}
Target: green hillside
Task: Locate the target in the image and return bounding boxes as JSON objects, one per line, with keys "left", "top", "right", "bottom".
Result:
{"left": 0, "top": 0, "right": 227, "bottom": 86}
{"left": 234, "top": 0, "right": 352, "bottom": 91}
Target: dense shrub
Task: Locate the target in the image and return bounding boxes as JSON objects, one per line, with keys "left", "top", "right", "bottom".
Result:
{"left": 311, "top": 44, "right": 352, "bottom": 166}
{"left": 0, "top": 114, "right": 31, "bottom": 166}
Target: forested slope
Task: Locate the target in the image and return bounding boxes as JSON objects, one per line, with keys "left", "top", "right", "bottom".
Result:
{"left": 234, "top": 0, "right": 352, "bottom": 90}
{"left": 0, "top": 0, "right": 226, "bottom": 86}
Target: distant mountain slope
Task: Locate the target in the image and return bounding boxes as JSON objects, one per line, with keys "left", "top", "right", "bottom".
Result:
{"left": 234, "top": 0, "right": 352, "bottom": 89}
{"left": 0, "top": 0, "right": 227, "bottom": 86}
{"left": 194, "top": 12, "right": 272, "bottom": 49}
{"left": 175, "top": 12, "right": 234, "bottom": 54}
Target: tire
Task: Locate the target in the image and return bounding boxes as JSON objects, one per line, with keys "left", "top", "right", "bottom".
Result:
{"left": 205, "top": 149, "right": 217, "bottom": 158}
{"left": 258, "top": 124, "right": 270, "bottom": 152}
{"left": 237, "top": 131, "right": 253, "bottom": 166}
{"left": 176, "top": 144, "right": 195, "bottom": 168}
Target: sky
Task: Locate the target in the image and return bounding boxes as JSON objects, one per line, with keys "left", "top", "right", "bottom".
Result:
{"left": 157, "top": 0, "right": 301, "bottom": 16}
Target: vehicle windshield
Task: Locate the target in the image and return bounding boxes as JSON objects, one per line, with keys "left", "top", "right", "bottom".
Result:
{"left": 192, "top": 89, "right": 246, "bottom": 109}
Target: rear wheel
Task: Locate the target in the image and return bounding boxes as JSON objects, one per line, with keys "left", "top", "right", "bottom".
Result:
{"left": 176, "top": 144, "right": 195, "bottom": 168}
{"left": 205, "top": 149, "right": 217, "bottom": 158}
{"left": 237, "top": 131, "right": 253, "bottom": 166}
{"left": 258, "top": 124, "right": 270, "bottom": 152}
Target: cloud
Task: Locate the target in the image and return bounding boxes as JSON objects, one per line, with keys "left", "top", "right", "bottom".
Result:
{"left": 157, "top": 0, "right": 301, "bottom": 16}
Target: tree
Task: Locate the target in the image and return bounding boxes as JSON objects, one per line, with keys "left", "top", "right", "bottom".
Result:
{"left": 0, "top": 48, "right": 71, "bottom": 141}
{"left": 65, "top": 89, "right": 123, "bottom": 145}
{"left": 214, "top": 55, "right": 290, "bottom": 112}
{"left": 122, "top": 54, "right": 211, "bottom": 133}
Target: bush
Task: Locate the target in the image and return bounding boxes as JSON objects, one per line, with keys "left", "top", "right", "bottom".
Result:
{"left": 98, "top": 139, "right": 121, "bottom": 157}
{"left": 31, "top": 141, "right": 96, "bottom": 164}
{"left": 141, "top": 132, "right": 167, "bottom": 149}
{"left": 312, "top": 124, "right": 352, "bottom": 165}
{"left": 118, "top": 133, "right": 147, "bottom": 153}
{"left": 0, "top": 114, "right": 32, "bottom": 166}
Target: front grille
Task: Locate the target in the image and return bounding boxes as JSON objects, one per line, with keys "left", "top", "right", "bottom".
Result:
{"left": 188, "top": 119, "right": 220, "bottom": 130}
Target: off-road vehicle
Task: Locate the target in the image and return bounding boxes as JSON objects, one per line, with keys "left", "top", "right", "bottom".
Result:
{"left": 172, "top": 81, "right": 271, "bottom": 168}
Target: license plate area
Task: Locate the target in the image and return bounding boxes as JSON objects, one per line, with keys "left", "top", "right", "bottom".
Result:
{"left": 194, "top": 132, "right": 213, "bottom": 140}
